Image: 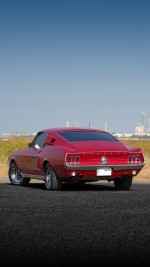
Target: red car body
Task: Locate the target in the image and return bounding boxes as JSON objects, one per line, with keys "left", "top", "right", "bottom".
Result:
{"left": 8, "top": 127, "right": 145, "bottom": 190}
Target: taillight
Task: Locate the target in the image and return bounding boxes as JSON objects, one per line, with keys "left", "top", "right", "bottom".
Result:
{"left": 128, "top": 154, "right": 142, "bottom": 164}
{"left": 66, "top": 155, "right": 80, "bottom": 166}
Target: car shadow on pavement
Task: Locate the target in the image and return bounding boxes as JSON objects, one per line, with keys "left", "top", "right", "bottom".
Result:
{"left": 5, "top": 181, "right": 118, "bottom": 191}
{"left": 61, "top": 182, "right": 116, "bottom": 191}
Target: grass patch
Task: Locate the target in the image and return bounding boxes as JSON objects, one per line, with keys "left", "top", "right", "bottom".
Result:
{"left": 0, "top": 138, "right": 32, "bottom": 165}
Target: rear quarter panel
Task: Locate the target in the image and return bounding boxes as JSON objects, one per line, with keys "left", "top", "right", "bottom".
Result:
{"left": 41, "top": 145, "right": 71, "bottom": 177}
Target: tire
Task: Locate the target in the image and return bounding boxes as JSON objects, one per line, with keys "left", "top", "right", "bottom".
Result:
{"left": 114, "top": 176, "right": 133, "bottom": 190}
{"left": 8, "top": 162, "right": 30, "bottom": 186}
{"left": 45, "top": 163, "right": 62, "bottom": 190}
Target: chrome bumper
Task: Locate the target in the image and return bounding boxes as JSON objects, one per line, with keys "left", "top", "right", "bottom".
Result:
{"left": 64, "top": 162, "right": 145, "bottom": 171}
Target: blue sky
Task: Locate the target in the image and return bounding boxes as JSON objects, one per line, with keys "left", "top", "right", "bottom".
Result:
{"left": 0, "top": 0, "right": 150, "bottom": 134}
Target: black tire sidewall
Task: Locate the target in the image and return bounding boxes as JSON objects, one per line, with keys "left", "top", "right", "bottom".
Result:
{"left": 45, "top": 163, "right": 61, "bottom": 190}
{"left": 9, "top": 163, "right": 30, "bottom": 186}
{"left": 114, "top": 176, "right": 133, "bottom": 190}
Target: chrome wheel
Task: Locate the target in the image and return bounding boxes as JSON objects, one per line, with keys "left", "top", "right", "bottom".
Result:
{"left": 9, "top": 162, "right": 30, "bottom": 186}
{"left": 45, "top": 168, "right": 53, "bottom": 189}
{"left": 45, "top": 163, "right": 62, "bottom": 190}
{"left": 9, "top": 164, "right": 24, "bottom": 184}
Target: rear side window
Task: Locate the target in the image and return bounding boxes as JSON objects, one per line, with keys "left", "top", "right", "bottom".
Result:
{"left": 57, "top": 131, "right": 118, "bottom": 142}
{"left": 31, "top": 132, "right": 47, "bottom": 148}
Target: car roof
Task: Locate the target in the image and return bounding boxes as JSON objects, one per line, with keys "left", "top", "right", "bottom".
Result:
{"left": 40, "top": 127, "right": 105, "bottom": 134}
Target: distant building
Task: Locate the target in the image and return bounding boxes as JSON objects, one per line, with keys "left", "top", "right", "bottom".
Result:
{"left": 134, "top": 123, "right": 144, "bottom": 136}
{"left": 148, "top": 118, "right": 150, "bottom": 133}
{"left": 65, "top": 121, "right": 70, "bottom": 127}
{"left": 141, "top": 111, "right": 145, "bottom": 127}
{"left": 74, "top": 121, "right": 79, "bottom": 127}
{"left": 115, "top": 133, "right": 133, "bottom": 139}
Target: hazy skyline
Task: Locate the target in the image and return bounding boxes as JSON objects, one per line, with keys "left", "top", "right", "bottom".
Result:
{"left": 0, "top": 0, "right": 150, "bottom": 134}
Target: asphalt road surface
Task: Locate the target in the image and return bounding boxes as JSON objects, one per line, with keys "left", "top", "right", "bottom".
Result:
{"left": 0, "top": 180, "right": 150, "bottom": 267}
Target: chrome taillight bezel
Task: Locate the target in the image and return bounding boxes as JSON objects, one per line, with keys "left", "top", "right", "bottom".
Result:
{"left": 66, "top": 155, "right": 80, "bottom": 166}
{"left": 128, "top": 154, "right": 142, "bottom": 164}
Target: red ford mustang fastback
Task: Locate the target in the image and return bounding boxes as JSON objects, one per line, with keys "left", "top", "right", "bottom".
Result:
{"left": 8, "top": 127, "right": 145, "bottom": 190}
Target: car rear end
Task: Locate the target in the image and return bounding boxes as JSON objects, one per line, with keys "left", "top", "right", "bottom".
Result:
{"left": 63, "top": 149, "right": 144, "bottom": 182}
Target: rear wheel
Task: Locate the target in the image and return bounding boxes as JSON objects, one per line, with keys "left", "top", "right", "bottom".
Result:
{"left": 45, "top": 163, "right": 62, "bottom": 190}
{"left": 114, "top": 176, "right": 133, "bottom": 190}
{"left": 9, "top": 162, "right": 30, "bottom": 186}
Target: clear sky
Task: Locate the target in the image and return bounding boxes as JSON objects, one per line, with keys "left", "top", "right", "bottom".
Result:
{"left": 0, "top": 0, "right": 150, "bottom": 134}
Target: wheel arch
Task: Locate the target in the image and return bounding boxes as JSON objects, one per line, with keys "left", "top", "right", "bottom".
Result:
{"left": 43, "top": 160, "right": 50, "bottom": 171}
{"left": 9, "top": 159, "right": 17, "bottom": 166}
{"left": 43, "top": 160, "right": 59, "bottom": 178}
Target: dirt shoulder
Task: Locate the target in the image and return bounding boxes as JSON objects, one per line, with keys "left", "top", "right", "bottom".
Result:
{"left": 0, "top": 164, "right": 150, "bottom": 184}
{"left": 0, "top": 166, "right": 8, "bottom": 178}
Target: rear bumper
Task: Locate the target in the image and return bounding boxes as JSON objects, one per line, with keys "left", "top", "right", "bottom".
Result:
{"left": 64, "top": 162, "right": 145, "bottom": 171}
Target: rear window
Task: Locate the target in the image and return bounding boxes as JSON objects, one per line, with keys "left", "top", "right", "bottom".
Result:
{"left": 57, "top": 131, "right": 118, "bottom": 142}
